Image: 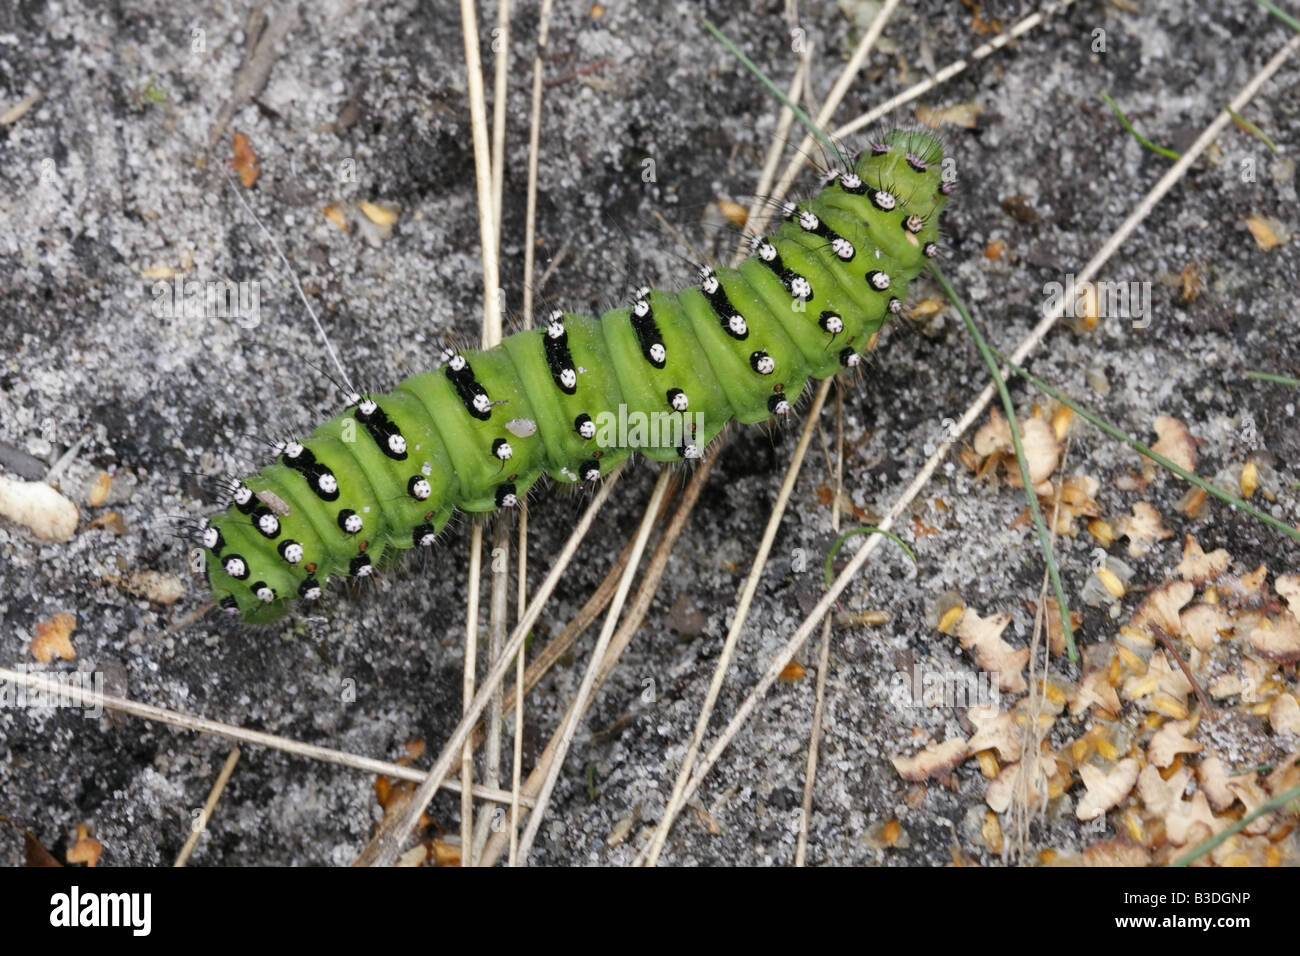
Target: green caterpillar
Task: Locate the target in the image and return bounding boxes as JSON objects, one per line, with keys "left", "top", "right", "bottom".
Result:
{"left": 199, "top": 128, "right": 951, "bottom": 624}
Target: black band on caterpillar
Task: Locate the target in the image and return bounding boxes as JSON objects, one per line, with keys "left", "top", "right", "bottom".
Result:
{"left": 789, "top": 202, "right": 855, "bottom": 263}
{"left": 353, "top": 396, "right": 409, "bottom": 460}
{"left": 699, "top": 267, "right": 750, "bottom": 340}
{"left": 280, "top": 442, "right": 340, "bottom": 501}
{"left": 543, "top": 311, "right": 579, "bottom": 393}
{"left": 200, "top": 128, "right": 951, "bottom": 622}
{"left": 629, "top": 291, "right": 668, "bottom": 367}
{"left": 443, "top": 349, "right": 493, "bottom": 420}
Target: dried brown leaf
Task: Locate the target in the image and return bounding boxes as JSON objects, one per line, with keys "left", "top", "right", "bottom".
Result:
{"left": 1196, "top": 756, "right": 1236, "bottom": 813}
{"left": 953, "top": 609, "right": 1029, "bottom": 694}
{"left": 1082, "top": 838, "right": 1150, "bottom": 866}
{"left": 66, "top": 824, "right": 102, "bottom": 867}
{"left": 1164, "top": 790, "right": 1220, "bottom": 846}
{"left": 1268, "top": 694, "right": 1300, "bottom": 735}
{"left": 1276, "top": 574, "right": 1300, "bottom": 621}
{"left": 1151, "top": 416, "right": 1198, "bottom": 473}
{"left": 914, "top": 101, "right": 983, "bottom": 129}
{"left": 1071, "top": 668, "right": 1122, "bottom": 719}
{"left": 230, "top": 131, "right": 260, "bottom": 187}
{"left": 1247, "top": 614, "right": 1300, "bottom": 662}
{"left": 966, "top": 705, "right": 1021, "bottom": 763}
{"left": 1138, "top": 763, "right": 1192, "bottom": 818}
{"left": 1147, "top": 718, "right": 1202, "bottom": 768}
{"left": 1180, "top": 603, "right": 1231, "bottom": 652}
{"left": 1226, "top": 777, "right": 1275, "bottom": 835}
{"left": 1123, "top": 651, "right": 1193, "bottom": 710}
{"left": 1244, "top": 215, "right": 1286, "bottom": 251}
{"left": 88, "top": 472, "right": 111, "bottom": 507}
{"left": 891, "top": 737, "right": 968, "bottom": 783}
{"left": 31, "top": 612, "right": 77, "bottom": 662}
{"left": 1076, "top": 758, "right": 1139, "bottom": 821}
{"left": 1116, "top": 501, "right": 1174, "bottom": 558}
{"left": 1130, "top": 582, "right": 1195, "bottom": 641}
{"left": 0, "top": 475, "right": 79, "bottom": 541}
{"left": 1175, "top": 535, "right": 1230, "bottom": 585}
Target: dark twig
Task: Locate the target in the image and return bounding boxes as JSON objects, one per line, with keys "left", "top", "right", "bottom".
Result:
{"left": 1151, "top": 624, "right": 1215, "bottom": 716}
{"left": 208, "top": 7, "right": 298, "bottom": 147}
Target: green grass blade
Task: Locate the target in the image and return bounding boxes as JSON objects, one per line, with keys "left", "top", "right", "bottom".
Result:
{"left": 1246, "top": 370, "right": 1300, "bottom": 387}
{"left": 1101, "top": 92, "right": 1182, "bottom": 160}
{"left": 702, "top": 18, "right": 844, "bottom": 165}
{"left": 824, "top": 526, "right": 917, "bottom": 591}
{"left": 1230, "top": 762, "right": 1275, "bottom": 777}
{"left": 990, "top": 351, "right": 1300, "bottom": 546}
{"left": 1256, "top": 0, "right": 1300, "bottom": 34}
{"left": 1225, "top": 105, "right": 1278, "bottom": 152}
{"left": 928, "top": 264, "right": 1078, "bottom": 663}
{"left": 1171, "top": 778, "right": 1300, "bottom": 866}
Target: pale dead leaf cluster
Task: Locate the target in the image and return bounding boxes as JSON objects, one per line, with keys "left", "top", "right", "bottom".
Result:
{"left": 891, "top": 535, "right": 1300, "bottom": 864}
{"left": 30, "top": 613, "right": 77, "bottom": 663}
{"left": 1077, "top": 758, "right": 1139, "bottom": 821}
{"left": 1176, "top": 535, "right": 1231, "bottom": 585}
{"left": 1149, "top": 416, "right": 1198, "bottom": 475}
{"left": 966, "top": 407, "right": 1105, "bottom": 536}
{"left": 971, "top": 406, "right": 1061, "bottom": 495}
{"left": 0, "top": 474, "right": 79, "bottom": 542}
{"left": 945, "top": 607, "right": 1029, "bottom": 694}
{"left": 1115, "top": 501, "right": 1174, "bottom": 558}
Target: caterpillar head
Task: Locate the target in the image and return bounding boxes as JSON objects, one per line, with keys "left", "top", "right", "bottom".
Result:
{"left": 854, "top": 128, "right": 950, "bottom": 229}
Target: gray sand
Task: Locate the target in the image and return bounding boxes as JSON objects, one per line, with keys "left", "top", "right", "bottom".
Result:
{"left": 1, "top": 0, "right": 1297, "bottom": 865}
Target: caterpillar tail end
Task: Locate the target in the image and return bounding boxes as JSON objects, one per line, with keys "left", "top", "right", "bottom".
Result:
{"left": 209, "top": 577, "right": 295, "bottom": 625}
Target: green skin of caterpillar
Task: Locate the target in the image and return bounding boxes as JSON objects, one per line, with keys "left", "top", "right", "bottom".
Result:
{"left": 203, "top": 130, "right": 949, "bottom": 623}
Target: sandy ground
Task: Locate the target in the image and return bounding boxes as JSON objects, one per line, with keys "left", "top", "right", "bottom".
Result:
{"left": 1, "top": 0, "right": 1298, "bottom": 866}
